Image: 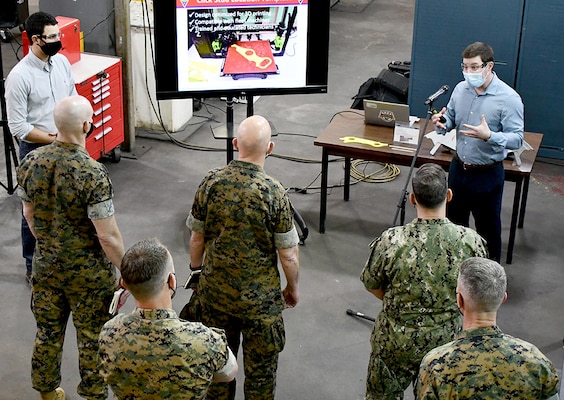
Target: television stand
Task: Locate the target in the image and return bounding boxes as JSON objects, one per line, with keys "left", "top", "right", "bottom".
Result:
{"left": 211, "top": 95, "right": 277, "bottom": 163}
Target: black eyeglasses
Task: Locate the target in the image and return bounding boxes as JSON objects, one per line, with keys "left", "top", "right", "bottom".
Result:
{"left": 461, "top": 62, "right": 488, "bottom": 73}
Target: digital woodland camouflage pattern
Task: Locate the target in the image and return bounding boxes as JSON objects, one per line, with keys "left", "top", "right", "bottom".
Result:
{"left": 98, "top": 309, "right": 230, "bottom": 400}
{"left": 17, "top": 141, "right": 118, "bottom": 398}
{"left": 361, "top": 218, "right": 488, "bottom": 400}
{"left": 17, "top": 142, "right": 115, "bottom": 273}
{"left": 187, "top": 160, "right": 298, "bottom": 400}
{"left": 180, "top": 295, "right": 285, "bottom": 399}
{"left": 200, "top": 304, "right": 285, "bottom": 400}
{"left": 416, "top": 326, "right": 560, "bottom": 399}
{"left": 189, "top": 160, "right": 298, "bottom": 319}
{"left": 31, "top": 280, "right": 114, "bottom": 398}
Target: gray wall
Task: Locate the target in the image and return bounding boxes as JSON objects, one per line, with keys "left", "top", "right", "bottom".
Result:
{"left": 39, "top": 0, "right": 116, "bottom": 55}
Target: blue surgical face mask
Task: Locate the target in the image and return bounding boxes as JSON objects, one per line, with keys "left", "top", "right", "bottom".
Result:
{"left": 463, "top": 71, "right": 487, "bottom": 88}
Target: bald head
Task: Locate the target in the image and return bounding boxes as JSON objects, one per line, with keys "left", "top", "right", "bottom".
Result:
{"left": 54, "top": 95, "right": 93, "bottom": 141}
{"left": 235, "top": 115, "right": 272, "bottom": 162}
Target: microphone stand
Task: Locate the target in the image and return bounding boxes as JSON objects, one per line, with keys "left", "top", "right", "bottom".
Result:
{"left": 391, "top": 101, "right": 435, "bottom": 226}
{"left": 348, "top": 97, "right": 445, "bottom": 324}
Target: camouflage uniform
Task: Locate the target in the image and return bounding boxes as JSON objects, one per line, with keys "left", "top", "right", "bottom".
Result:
{"left": 98, "top": 308, "right": 231, "bottom": 399}
{"left": 17, "top": 141, "right": 118, "bottom": 399}
{"left": 187, "top": 160, "right": 299, "bottom": 400}
{"left": 360, "top": 218, "right": 488, "bottom": 400}
{"left": 416, "top": 326, "right": 560, "bottom": 399}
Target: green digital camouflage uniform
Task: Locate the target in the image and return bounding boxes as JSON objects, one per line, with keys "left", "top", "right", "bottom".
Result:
{"left": 17, "top": 141, "right": 118, "bottom": 399}
{"left": 187, "top": 160, "right": 299, "bottom": 400}
{"left": 360, "top": 218, "right": 488, "bottom": 400}
{"left": 98, "top": 308, "right": 230, "bottom": 399}
{"left": 416, "top": 326, "right": 560, "bottom": 399}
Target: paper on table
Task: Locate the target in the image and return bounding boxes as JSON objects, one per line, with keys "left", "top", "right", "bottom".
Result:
{"left": 425, "top": 129, "right": 456, "bottom": 155}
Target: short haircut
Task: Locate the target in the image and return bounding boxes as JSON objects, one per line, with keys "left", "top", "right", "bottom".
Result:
{"left": 458, "top": 257, "right": 507, "bottom": 312}
{"left": 120, "top": 238, "right": 172, "bottom": 301}
{"left": 462, "top": 41, "right": 494, "bottom": 63}
{"left": 25, "top": 12, "right": 58, "bottom": 41}
{"left": 411, "top": 163, "right": 447, "bottom": 209}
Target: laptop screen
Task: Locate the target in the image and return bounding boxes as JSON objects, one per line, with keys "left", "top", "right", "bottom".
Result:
{"left": 363, "top": 100, "right": 410, "bottom": 127}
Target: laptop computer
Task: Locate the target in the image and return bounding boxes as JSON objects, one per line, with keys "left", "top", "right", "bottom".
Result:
{"left": 363, "top": 99, "right": 410, "bottom": 127}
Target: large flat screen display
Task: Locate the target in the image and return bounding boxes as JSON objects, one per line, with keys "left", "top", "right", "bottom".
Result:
{"left": 154, "top": 0, "right": 330, "bottom": 99}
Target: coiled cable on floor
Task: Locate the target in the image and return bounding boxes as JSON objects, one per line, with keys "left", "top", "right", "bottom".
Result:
{"left": 349, "top": 160, "right": 401, "bottom": 183}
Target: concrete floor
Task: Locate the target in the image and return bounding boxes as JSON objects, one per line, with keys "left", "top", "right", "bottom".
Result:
{"left": 1, "top": 0, "right": 563, "bottom": 399}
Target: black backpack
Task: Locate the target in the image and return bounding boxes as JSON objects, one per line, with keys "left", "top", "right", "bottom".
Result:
{"left": 351, "top": 61, "right": 410, "bottom": 109}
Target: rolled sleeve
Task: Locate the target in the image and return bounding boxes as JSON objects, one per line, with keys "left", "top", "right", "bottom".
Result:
{"left": 186, "top": 211, "right": 205, "bottom": 234}
{"left": 87, "top": 199, "right": 115, "bottom": 220}
{"left": 274, "top": 225, "right": 299, "bottom": 249}
{"left": 16, "top": 186, "right": 31, "bottom": 203}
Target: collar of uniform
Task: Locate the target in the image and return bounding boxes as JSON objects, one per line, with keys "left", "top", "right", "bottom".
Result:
{"left": 52, "top": 140, "right": 88, "bottom": 154}
{"left": 458, "top": 325, "right": 502, "bottom": 340}
{"left": 230, "top": 159, "right": 263, "bottom": 172}
{"left": 414, "top": 217, "right": 449, "bottom": 224}
{"left": 134, "top": 308, "right": 177, "bottom": 320}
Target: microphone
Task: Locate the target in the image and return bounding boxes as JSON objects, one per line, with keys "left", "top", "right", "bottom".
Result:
{"left": 424, "top": 85, "right": 450, "bottom": 105}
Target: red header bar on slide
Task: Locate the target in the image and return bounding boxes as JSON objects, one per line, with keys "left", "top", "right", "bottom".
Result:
{"left": 177, "top": 0, "right": 307, "bottom": 7}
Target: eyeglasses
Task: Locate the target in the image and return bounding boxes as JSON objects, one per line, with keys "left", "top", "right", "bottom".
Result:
{"left": 461, "top": 62, "right": 488, "bottom": 73}
{"left": 38, "top": 32, "right": 61, "bottom": 41}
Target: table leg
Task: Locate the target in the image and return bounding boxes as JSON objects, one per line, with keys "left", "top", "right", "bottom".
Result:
{"left": 319, "top": 148, "right": 328, "bottom": 233}
{"left": 518, "top": 175, "right": 530, "bottom": 229}
{"left": 344, "top": 157, "right": 351, "bottom": 201}
{"left": 506, "top": 178, "right": 523, "bottom": 264}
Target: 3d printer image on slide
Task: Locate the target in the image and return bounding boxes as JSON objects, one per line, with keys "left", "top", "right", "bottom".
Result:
{"left": 175, "top": 1, "right": 308, "bottom": 89}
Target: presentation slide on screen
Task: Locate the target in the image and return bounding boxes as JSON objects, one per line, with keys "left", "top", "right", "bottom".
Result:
{"left": 175, "top": 0, "right": 309, "bottom": 92}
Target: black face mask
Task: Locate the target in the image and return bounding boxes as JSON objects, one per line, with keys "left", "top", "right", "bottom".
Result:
{"left": 40, "top": 40, "right": 62, "bottom": 57}
{"left": 85, "top": 122, "right": 94, "bottom": 138}
{"left": 168, "top": 273, "right": 176, "bottom": 299}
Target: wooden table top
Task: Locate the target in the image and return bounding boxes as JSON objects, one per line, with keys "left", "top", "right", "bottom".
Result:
{"left": 314, "top": 110, "right": 543, "bottom": 177}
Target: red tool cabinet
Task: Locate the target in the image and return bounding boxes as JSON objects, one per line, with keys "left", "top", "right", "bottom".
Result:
{"left": 71, "top": 52, "right": 124, "bottom": 162}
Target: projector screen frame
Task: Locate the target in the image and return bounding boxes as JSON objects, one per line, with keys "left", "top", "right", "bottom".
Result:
{"left": 154, "top": 0, "right": 330, "bottom": 100}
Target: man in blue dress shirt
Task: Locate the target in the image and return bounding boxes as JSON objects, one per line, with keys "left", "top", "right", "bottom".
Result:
{"left": 432, "top": 41, "right": 524, "bottom": 262}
